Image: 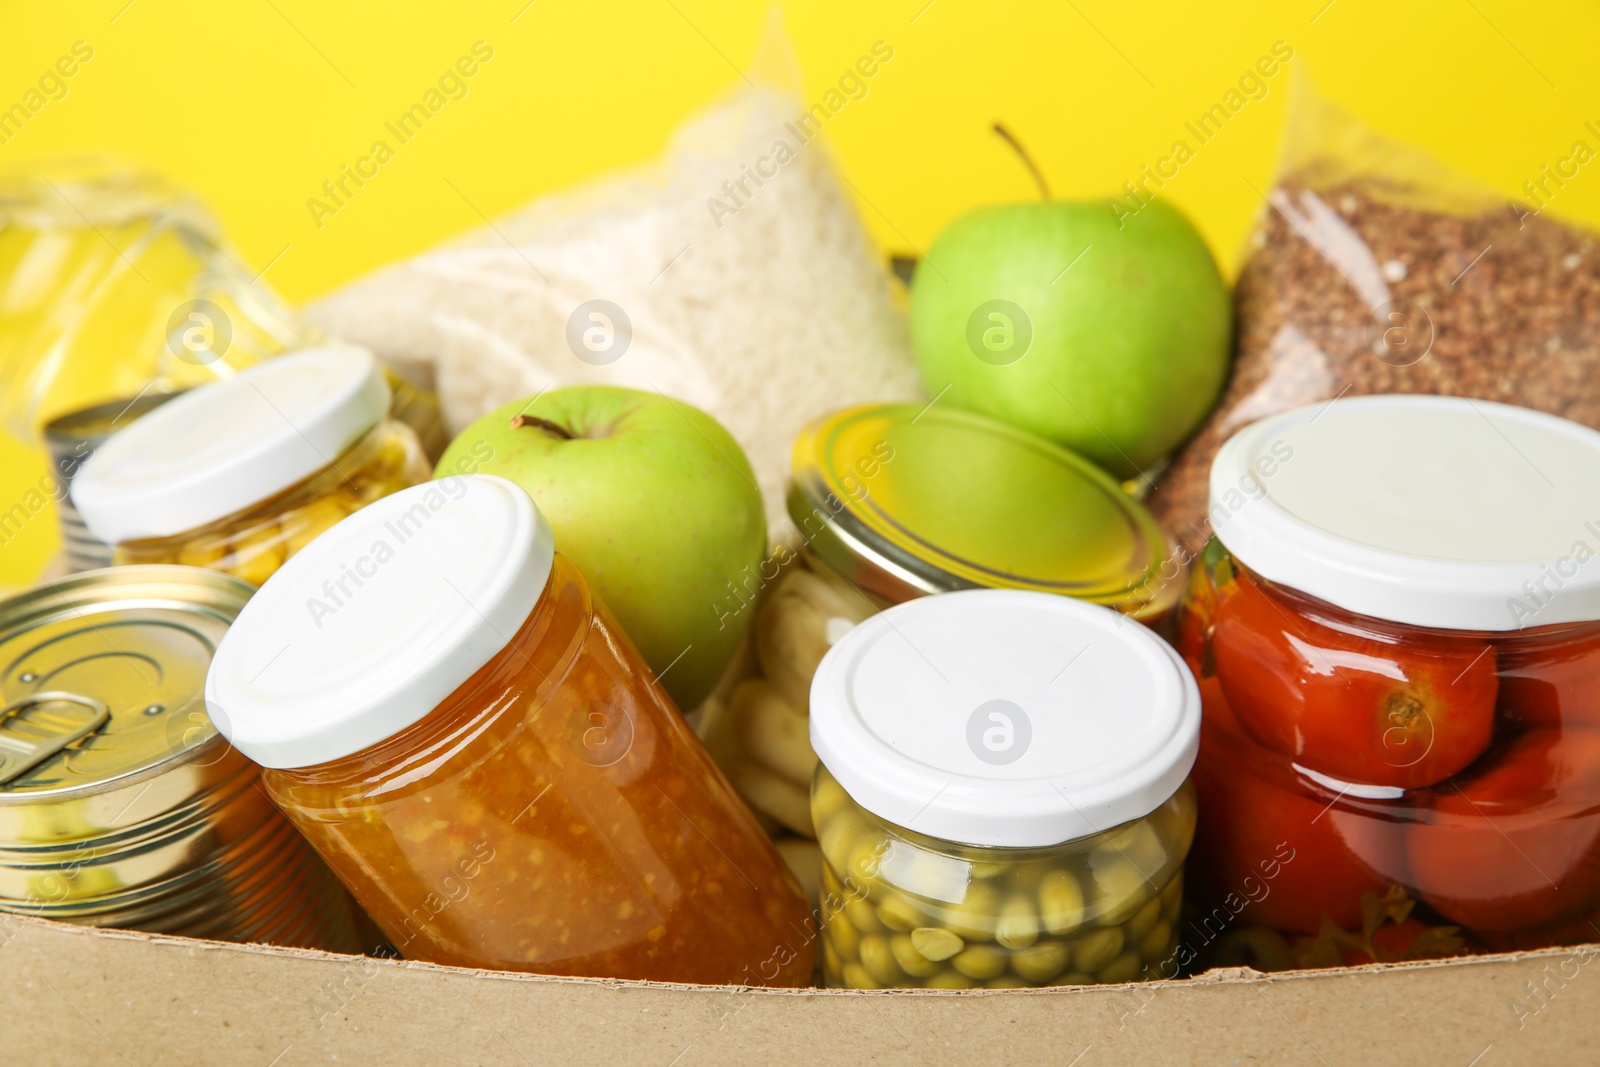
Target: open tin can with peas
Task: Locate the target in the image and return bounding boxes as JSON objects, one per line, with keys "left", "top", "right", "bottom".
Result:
{"left": 809, "top": 589, "right": 1200, "bottom": 989}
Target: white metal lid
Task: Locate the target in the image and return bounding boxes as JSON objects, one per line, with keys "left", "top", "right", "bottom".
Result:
{"left": 1210, "top": 395, "right": 1600, "bottom": 632}
{"left": 204, "top": 475, "right": 555, "bottom": 769}
{"left": 71, "top": 346, "right": 390, "bottom": 544}
{"left": 809, "top": 590, "right": 1200, "bottom": 848}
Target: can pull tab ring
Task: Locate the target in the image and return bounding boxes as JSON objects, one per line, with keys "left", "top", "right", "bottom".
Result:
{"left": 0, "top": 692, "right": 112, "bottom": 786}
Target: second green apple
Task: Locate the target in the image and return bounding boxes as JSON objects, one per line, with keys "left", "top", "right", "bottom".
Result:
{"left": 909, "top": 198, "right": 1231, "bottom": 479}
{"left": 436, "top": 386, "right": 765, "bottom": 711}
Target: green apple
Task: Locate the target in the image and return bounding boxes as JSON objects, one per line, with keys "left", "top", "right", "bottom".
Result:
{"left": 435, "top": 386, "right": 765, "bottom": 710}
{"left": 908, "top": 198, "right": 1230, "bottom": 479}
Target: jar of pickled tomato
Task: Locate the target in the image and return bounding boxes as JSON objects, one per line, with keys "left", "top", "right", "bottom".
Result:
{"left": 707, "top": 403, "right": 1183, "bottom": 840}
{"left": 71, "top": 346, "right": 429, "bottom": 587}
{"left": 1178, "top": 395, "right": 1600, "bottom": 952}
{"left": 205, "top": 475, "right": 814, "bottom": 984}
{"left": 809, "top": 589, "right": 1200, "bottom": 989}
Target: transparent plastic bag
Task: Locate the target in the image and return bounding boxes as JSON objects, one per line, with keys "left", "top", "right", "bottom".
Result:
{"left": 0, "top": 160, "right": 304, "bottom": 441}
{"left": 0, "top": 160, "right": 449, "bottom": 453}
{"left": 0, "top": 158, "right": 449, "bottom": 575}
{"left": 1148, "top": 88, "right": 1600, "bottom": 554}
{"left": 306, "top": 22, "right": 922, "bottom": 529}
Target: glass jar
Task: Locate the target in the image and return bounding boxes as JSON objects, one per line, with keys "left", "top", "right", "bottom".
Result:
{"left": 206, "top": 475, "right": 814, "bottom": 984}
{"left": 1179, "top": 395, "right": 1600, "bottom": 955}
{"left": 71, "top": 347, "right": 429, "bottom": 587}
{"left": 808, "top": 589, "right": 1200, "bottom": 988}
{"left": 706, "top": 404, "right": 1183, "bottom": 838}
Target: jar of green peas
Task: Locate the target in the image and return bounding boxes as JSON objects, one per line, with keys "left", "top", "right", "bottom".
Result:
{"left": 809, "top": 589, "right": 1200, "bottom": 989}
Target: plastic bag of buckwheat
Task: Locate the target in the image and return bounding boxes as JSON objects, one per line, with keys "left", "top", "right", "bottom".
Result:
{"left": 1147, "top": 86, "right": 1600, "bottom": 556}
{"left": 306, "top": 20, "right": 922, "bottom": 533}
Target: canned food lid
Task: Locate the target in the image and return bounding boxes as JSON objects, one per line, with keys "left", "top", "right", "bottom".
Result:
{"left": 206, "top": 475, "right": 555, "bottom": 769}
{"left": 42, "top": 391, "right": 183, "bottom": 449}
{"left": 809, "top": 589, "right": 1200, "bottom": 848}
{"left": 1210, "top": 395, "right": 1600, "bottom": 631}
{"left": 71, "top": 346, "right": 390, "bottom": 544}
{"left": 0, "top": 566, "right": 251, "bottom": 800}
{"left": 789, "top": 405, "right": 1178, "bottom": 617}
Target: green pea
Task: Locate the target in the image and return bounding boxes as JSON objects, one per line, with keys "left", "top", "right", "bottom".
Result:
{"left": 890, "top": 934, "right": 944, "bottom": 978}
{"left": 1138, "top": 920, "right": 1174, "bottom": 964}
{"left": 877, "top": 892, "right": 927, "bottom": 933}
{"left": 817, "top": 809, "right": 863, "bottom": 872}
{"left": 1160, "top": 873, "right": 1184, "bottom": 920}
{"left": 1051, "top": 972, "right": 1096, "bottom": 987}
{"left": 925, "top": 970, "right": 978, "bottom": 990}
{"left": 1039, "top": 870, "right": 1085, "bottom": 936}
{"left": 988, "top": 976, "right": 1030, "bottom": 989}
{"left": 943, "top": 880, "right": 999, "bottom": 941}
{"left": 1095, "top": 820, "right": 1167, "bottom": 877}
{"left": 859, "top": 934, "right": 904, "bottom": 987}
{"left": 951, "top": 944, "right": 1007, "bottom": 981}
{"left": 841, "top": 962, "right": 880, "bottom": 989}
{"left": 995, "top": 896, "right": 1041, "bottom": 950}
{"left": 1071, "top": 926, "right": 1125, "bottom": 973}
{"left": 910, "top": 926, "right": 964, "bottom": 962}
{"left": 1097, "top": 951, "right": 1143, "bottom": 985}
{"left": 827, "top": 914, "right": 860, "bottom": 961}
{"left": 1125, "top": 897, "right": 1162, "bottom": 942}
{"left": 1087, "top": 854, "right": 1151, "bottom": 927}
{"left": 1010, "top": 941, "right": 1070, "bottom": 984}
{"left": 845, "top": 835, "right": 888, "bottom": 888}
{"left": 811, "top": 771, "right": 851, "bottom": 824}
{"left": 845, "top": 896, "right": 886, "bottom": 935}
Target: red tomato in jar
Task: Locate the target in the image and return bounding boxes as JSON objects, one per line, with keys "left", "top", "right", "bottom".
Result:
{"left": 1498, "top": 626, "right": 1600, "bottom": 730}
{"left": 1190, "top": 718, "right": 1404, "bottom": 934}
{"left": 1211, "top": 573, "right": 1498, "bottom": 789}
{"left": 1470, "top": 909, "right": 1600, "bottom": 953}
{"left": 1407, "top": 728, "right": 1600, "bottom": 932}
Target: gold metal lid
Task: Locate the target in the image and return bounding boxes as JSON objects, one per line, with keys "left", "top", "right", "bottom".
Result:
{"left": 788, "top": 405, "right": 1181, "bottom": 618}
{"left": 0, "top": 566, "right": 252, "bottom": 803}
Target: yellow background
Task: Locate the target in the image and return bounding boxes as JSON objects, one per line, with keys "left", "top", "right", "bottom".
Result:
{"left": 2, "top": 0, "right": 1598, "bottom": 586}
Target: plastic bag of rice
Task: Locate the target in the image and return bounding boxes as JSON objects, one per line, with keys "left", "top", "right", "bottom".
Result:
{"left": 307, "top": 51, "right": 922, "bottom": 531}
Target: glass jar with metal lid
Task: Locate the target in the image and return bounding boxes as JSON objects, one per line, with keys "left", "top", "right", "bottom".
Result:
{"left": 1179, "top": 395, "right": 1600, "bottom": 957}
{"left": 206, "top": 475, "right": 814, "bottom": 983}
{"left": 707, "top": 403, "right": 1183, "bottom": 838}
{"left": 810, "top": 589, "right": 1200, "bottom": 989}
{"left": 70, "top": 346, "right": 430, "bottom": 587}
{"left": 0, "top": 565, "right": 357, "bottom": 949}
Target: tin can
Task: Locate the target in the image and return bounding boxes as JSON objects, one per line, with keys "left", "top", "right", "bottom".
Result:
{"left": 41, "top": 393, "right": 181, "bottom": 573}
{"left": 0, "top": 565, "right": 358, "bottom": 950}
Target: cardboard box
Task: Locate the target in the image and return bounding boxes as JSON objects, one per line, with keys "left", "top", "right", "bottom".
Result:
{"left": 3, "top": 913, "right": 1594, "bottom": 1065}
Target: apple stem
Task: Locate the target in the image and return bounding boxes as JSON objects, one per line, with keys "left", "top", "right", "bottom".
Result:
{"left": 993, "top": 122, "right": 1051, "bottom": 200}
{"left": 510, "top": 414, "right": 576, "bottom": 440}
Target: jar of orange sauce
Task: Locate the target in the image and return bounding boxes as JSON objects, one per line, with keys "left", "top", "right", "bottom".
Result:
{"left": 205, "top": 475, "right": 813, "bottom": 984}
